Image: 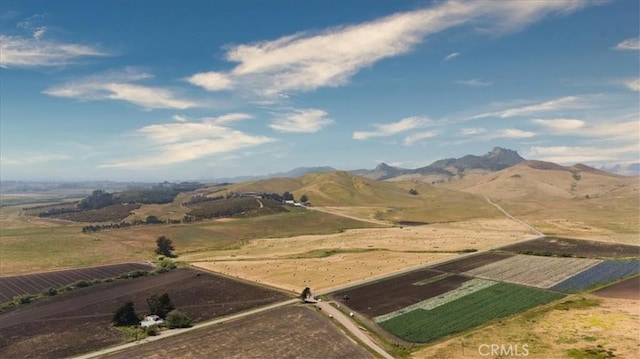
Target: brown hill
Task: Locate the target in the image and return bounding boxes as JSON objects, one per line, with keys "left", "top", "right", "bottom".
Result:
{"left": 441, "top": 161, "right": 639, "bottom": 242}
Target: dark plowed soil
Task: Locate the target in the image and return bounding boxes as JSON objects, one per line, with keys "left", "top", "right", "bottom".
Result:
{"left": 431, "top": 252, "right": 514, "bottom": 273}
{"left": 0, "top": 262, "right": 153, "bottom": 302}
{"left": 593, "top": 276, "right": 640, "bottom": 300}
{"left": 495, "top": 237, "right": 640, "bottom": 259}
{"left": 0, "top": 268, "right": 290, "bottom": 359}
{"left": 330, "top": 269, "right": 471, "bottom": 317}
{"left": 106, "top": 306, "right": 374, "bottom": 359}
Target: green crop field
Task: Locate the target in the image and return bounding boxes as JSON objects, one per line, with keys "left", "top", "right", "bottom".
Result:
{"left": 379, "top": 282, "right": 565, "bottom": 343}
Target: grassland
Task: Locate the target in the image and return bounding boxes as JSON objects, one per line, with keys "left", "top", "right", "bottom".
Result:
{"left": 379, "top": 283, "right": 565, "bottom": 343}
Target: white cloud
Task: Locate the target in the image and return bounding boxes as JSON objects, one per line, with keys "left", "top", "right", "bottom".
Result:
{"left": 470, "top": 96, "right": 586, "bottom": 119}
{"left": 172, "top": 115, "right": 188, "bottom": 122}
{"left": 186, "top": 71, "right": 234, "bottom": 91}
{"left": 353, "top": 116, "right": 430, "bottom": 140}
{"left": 622, "top": 78, "right": 640, "bottom": 91}
{"left": 269, "top": 109, "right": 333, "bottom": 133}
{"left": 497, "top": 129, "right": 536, "bottom": 138}
{"left": 614, "top": 38, "right": 640, "bottom": 51}
{"left": 0, "top": 153, "right": 71, "bottom": 165}
{"left": 101, "top": 116, "right": 275, "bottom": 168}
{"left": 525, "top": 144, "right": 639, "bottom": 164}
{"left": 453, "top": 78, "right": 493, "bottom": 87}
{"left": 404, "top": 130, "right": 438, "bottom": 145}
{"left": 460, "top": 127, "right": 487, "bottom": 136}
{"left": 443, "top": 52, "right": 460, "bottom": 62}
{"left": 0, "top": 34, "right": 108, "bottom": 68}
{"left": 531, "top": 118, "right": 585, "bottom": 131}
{"left": 188, "top": 0, "right": 593, "bottom": 98}
{"left": 44, "top": 69, "right": 199, "bottom": 110}
{"left": 212, "top": 113, "right": 254, "bottom": 123}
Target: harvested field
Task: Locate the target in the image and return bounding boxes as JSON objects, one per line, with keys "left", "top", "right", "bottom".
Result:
{"left": 379, "top": 283, "right": 565, "bottom": 343}
{"left": 593, "top": 276, "right": 640, "bottom": 300}
{"left": 0, "top": 262, "right": 152, "bottom": 302}
{"left": 431, "top": 252, "right": 514, "bottom": 273}
{"left": 464, "top": 255, "right": 601, "bottom": 288}
{"left": 551, "top": 260, "right": 640, "bottom": 293}
{"left": 105, "top": 306, "right": 374, "bottom": 359}
{"left": 496, "top": 237, "right": 640, "bottom": 259}
{"left": 0, "top": 268, "right": 290, "bottom": 359}
{"left": 330, "top": 270, "right": 471, "bottom": 317}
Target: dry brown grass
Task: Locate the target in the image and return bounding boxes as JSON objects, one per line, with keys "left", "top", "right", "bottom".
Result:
{"left": 189, "top": 218, "right": 537, "bottom": 293}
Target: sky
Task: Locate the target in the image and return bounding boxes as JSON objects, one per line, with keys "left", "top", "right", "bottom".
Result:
{"left": 1, "top": 0, "right": 638, "bottom": 181}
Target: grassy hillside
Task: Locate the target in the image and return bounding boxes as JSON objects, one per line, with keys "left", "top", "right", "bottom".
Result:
{"left": 442, "top": 161, "right": 640, "bottom": 242}
{"left": 201, "top": 171, "right": 501, "bottom": 223}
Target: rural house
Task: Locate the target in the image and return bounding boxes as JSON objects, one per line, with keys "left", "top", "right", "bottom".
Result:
{"left": 140, "top": 315, "right": 163, "bottom": 327}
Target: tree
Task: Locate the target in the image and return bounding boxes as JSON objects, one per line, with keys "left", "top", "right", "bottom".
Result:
{"left": 409, "top": 188, "right": 419, "bottom": 195}
{"left": 282, "top": 191, "right": 294, "bottom": 201}
{"left": 146, "top": 293, "right": 175, "bottom": 318}
{"left": 165, "top": 310, "right": 192, "bottom": 328}
{"left": 113, "top": 301, "right": 139, "bottom": 326}
{"left": 146, "top": 215, "right": 162, "bottom": 224}
{"left": 299, "top": 194, "right": 309, "bottom": 203}
{"left": 155, "top": 236, "right": 175, "bottom": 257}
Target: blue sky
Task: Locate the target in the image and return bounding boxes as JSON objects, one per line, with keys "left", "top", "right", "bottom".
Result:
{"left": 1, "top": 0, "right": 638, "bottom": 181}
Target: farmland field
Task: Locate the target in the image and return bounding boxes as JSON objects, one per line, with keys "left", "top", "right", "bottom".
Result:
{"left": 551, "top": 259, "right": 640, "bottom": 293}
{"left": 463, "top": 255, "right": 601, "bottom": 288}
{"left": 379, "top": 282, "right": 565, "bottom": 343}
{"left": 104, "top": 306, "right": 374, "bottom": 359}
{"left": 0, "top": 268, "right": 290, "bottom": 358}
{"left": 431, "top": 252, "right": 514, "bottom": 273}
{"left": 593, "top": 276, "right": 640, "bottom": 299}
{"left": 330, "top": 269, "right": 471, "bottom": 317}
{"left": 496, "top": 237, "right": 640, "bottom": 258}
{"left": 0, "top": 262, "right": 153, "bottom": 302}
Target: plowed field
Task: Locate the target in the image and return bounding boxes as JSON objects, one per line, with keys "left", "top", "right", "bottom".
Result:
{"left": 496, "top": 237, "right": 640, "bottom": 258}
{"left": 0, "top": 263, "right": 153, "bottom": 302}
{"left": 0, "top": 268, "right": 290, "bottom": 359}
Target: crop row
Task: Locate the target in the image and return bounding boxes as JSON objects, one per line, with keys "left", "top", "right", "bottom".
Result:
{"left": 379, "top": 282, "right": 565, "bottom": 343}
{"left": 464, "top": 255, "right": 601, "bottom": 288}
{"left": 0, "top": 263, "right": 152, "bottom": 302}
{"left": 375, "top": 278, "right": 497, "bottom": 323}
{"left": 551, "top": 260, "right": 640, "bottom": 293}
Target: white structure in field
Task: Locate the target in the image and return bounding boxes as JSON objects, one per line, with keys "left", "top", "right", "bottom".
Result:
{"left": 140, "top": 315, "right": 163, "bottom": 327}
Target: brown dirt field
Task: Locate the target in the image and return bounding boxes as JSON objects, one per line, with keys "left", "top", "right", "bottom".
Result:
{"left": 431, "top": 253, "right": 515, "bottom": 273}
{"left": 412, "top": 295, "right": 640, "bottom": 359}
{"left": 496, "top": 237, "right": 640, "bottom": 259}
{"left": 330, "top": 270, "right": 471, "bottom": 317}
{"left": 0, "top": 262, "right": 153, "bottom": 302}
{"left": 0, "top": 268, "right": 290, "bottom": 358}
{"left": 593, "top": 276, "right": 640, "bottom": 300}
{"left": 188, "top": 218, "right": 537, "bottom": 293}
{"left": 105, "top": 306, "right": 374, "bottom": 359}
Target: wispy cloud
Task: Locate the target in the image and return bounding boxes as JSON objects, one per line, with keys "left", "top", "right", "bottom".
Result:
{"left": 101, "top": 115, "right": 275, "bottom": 168}
{"left": 0, "top": 153, "right": 71, "bottom": 165}
{"left": 443, "top": 52, "right": 460, "bottom": 62}
{"left": 188, "top": 0, "right": 593, "bottom": 99}
{"left": 458, "top": 127, "right": 535, "bottom": 141}
{"left": 453, "top": 78, "right": 493, "bottom": 87}
{"left": 269, "top": 109, "right": 333, "bottom": 133}
{"left": 614, "top": 37, "right": 640, "bottom": 51}
{"left": 525, "top": 144, "right": 639, "bottom": 164}
{"left": 622, "top": 78, "right": 640, "bottom": 91}
{"left": 404, "top": 130, "right": 438, "bottom": 145}
{"left": 0, "top": 34, "right": 108, "bottom": 68}
{"left": 44, "top": 68, "right": 200, "bottom": 110}
{"left": 531, "top": 118, "right": 585, "bottom": 131}
{"left": 469, "top": 96, "right": 587, "bottom": 119}
{"left": 353, "top": 116, "right": 430, "bottom": 140}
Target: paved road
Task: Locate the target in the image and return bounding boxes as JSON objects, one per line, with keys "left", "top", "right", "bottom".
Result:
{"left": 316, "top": 301, "right": 394, "bottom": 359}
{"left": 71, "top": 298, "right": 300, "bottom": 359}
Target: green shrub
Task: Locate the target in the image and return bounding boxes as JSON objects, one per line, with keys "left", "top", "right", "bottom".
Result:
{"left": 165, "top": 310, "right": 192, "bottom": 328}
